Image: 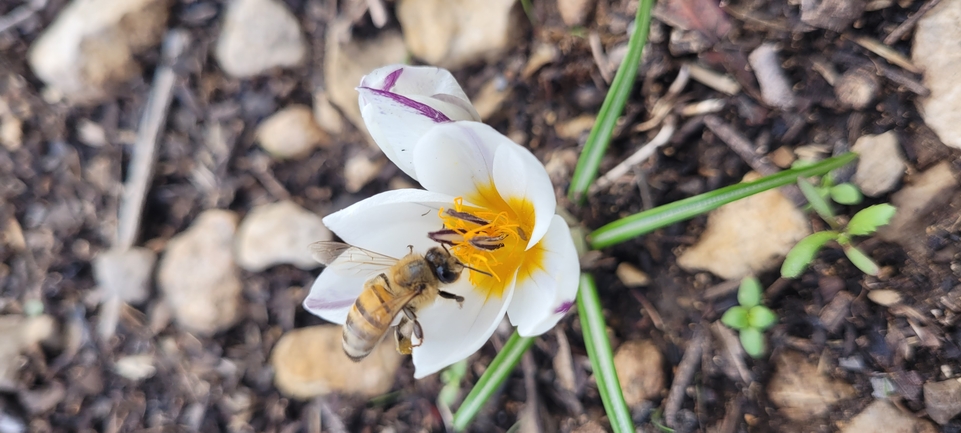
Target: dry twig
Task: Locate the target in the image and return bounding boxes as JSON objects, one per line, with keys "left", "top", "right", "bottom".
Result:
{"left": 883, "top": 0, "right": 942, "bottom": 45}
{"left": 665, "top": 325, "right": 707, "bottom": 428}
{"left": 592, "top": 117, "right": 677, "bottom": 192}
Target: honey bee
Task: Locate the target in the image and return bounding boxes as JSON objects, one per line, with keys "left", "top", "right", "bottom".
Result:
{"left": 310, "top": 242, "right": 471, "bottom": 361}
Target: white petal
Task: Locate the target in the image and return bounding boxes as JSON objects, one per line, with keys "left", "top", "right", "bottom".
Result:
{"left": 323, "top": 189, "right": 456, "bottom": 259}
{"left": 359, "top": 65, "right": 479, "bottom": 121}
{"left": 302, "top": 270, "right": 367, "bottom": 324}
{"left": 412, "top": 121, "right": 506, "bottom": 199}
{"left": 508, "top": 215, "right": 580, "bottom": 336}
{"left": 492, "top": 142, "right": 557, "bottom": 248}
{"left": 411, "top": 278, "right": 515, "bottom": 378}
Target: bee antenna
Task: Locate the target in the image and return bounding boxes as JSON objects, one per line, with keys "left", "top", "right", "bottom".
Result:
{"left": 463, "top": 264, "right": 493, "bottom": 277}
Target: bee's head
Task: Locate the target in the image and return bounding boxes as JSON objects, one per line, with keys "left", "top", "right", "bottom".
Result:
{"left": 425, "top": 247, "right": 464, "bottom": 284}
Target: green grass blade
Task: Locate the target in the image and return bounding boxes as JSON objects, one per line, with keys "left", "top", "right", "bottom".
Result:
{"left": 452, "top": 331, "right": 536, "bottom": 431}
{"left": 589, "top": 153, "right": 859, "bottom": 249}
{"left": 567, "top": 0, "right": 656, "bottom": 204}
{"left": 577, "top": 273, "right": 634, "bottom": 433}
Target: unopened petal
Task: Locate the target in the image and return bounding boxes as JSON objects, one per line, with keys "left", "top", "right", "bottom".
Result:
{"left": 411, "top": 277, "right": 515, "bottom": 378}
{"left": 508, "top": 215, "right": 580, "bottom": 336}
{"left": 303, "top": 271, "right": 368, "bottom": 324}
{"left": 359, "top": 65, "right": 479, "bottom": 121}
{"left": 412, "top": 121, "right": 507, "bottom": 200}
{"left": 492, "top": 142, "right": 556, "bottom": 248}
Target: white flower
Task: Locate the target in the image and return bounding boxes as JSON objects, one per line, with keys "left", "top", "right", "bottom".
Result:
{"left": 304, "top": 65, "right": 580, "bottom": 378}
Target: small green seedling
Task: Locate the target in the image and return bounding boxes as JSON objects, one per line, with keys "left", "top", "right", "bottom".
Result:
{"left": 721, "top": 277, "right": 778, "bottom": 358}
{"left": 791, "top": 163, "right": 864, "bottom": 207}
{"left": 781, "top": 173, "right": 897, "bottom": 278}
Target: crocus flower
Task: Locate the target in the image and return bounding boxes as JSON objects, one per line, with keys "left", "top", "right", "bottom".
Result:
{"left": 304, "top": 65, "right": 579, "bottom": 378}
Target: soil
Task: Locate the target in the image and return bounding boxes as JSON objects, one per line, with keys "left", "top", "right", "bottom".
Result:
{"left": 1, "top": 0, "right": 960, "bottom": 432}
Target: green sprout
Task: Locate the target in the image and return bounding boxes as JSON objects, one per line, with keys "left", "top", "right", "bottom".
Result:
{"left": 720, "top": 277, "right": 778, "bottom": 358}
{"left": 781, "top": 173, "right": 897, "bottom": 278}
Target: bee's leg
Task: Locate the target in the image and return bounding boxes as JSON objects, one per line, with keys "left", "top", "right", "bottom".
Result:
{"left": 402, "top": 308, "right": 424, "bottom": 347}
{"left": 407, "top": 244, "right": 414, "bottom": 254}
{"left": 439, "top": 290, "right": 465, "bottom": 308}
{"left": 377, "top": 273, "right": 394, "bottom": 291}
{"left": 394, "top": 318, "right": 414, "bottom": 355}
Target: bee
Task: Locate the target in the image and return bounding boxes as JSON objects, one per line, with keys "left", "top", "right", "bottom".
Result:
{"left": 310, "top": 241, "right": 473, "bottom": 361}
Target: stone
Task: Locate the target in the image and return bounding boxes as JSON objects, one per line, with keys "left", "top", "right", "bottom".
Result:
{"left": 114, "top": 354, "right": 157, "bottom": 381}
{"left": 558, "top": 0, "right": 595, "bottom": 26}
{"left": 878, "top": 162, "right": 958, "bottom": 247}
{"left": 473, "top": 77, "right": 512, "bottom": 122}
{"left": 270, "top": 325, "right": 401, "bottom": 399}
{"left": 748, "top": 44, "right": 797, "bottom": 110}
{"left": 26, "top": 0, "right": 169, "bottom": 104}
{"left": 324, "top": 27, "right": 407, "bottom": 134}
{"left": 835, "top": 68, "right": 879, "bottom": 110}
{"left": 913, "top": 0, "right": 961, "bottom": 150}
{"left": 157, "top": 210, "right": 242, "bottom": 336}
{"left": 768, "top": 351, "right": 856, "bottom": 420}
{"left": 851, "top": 131, "right": 906, "bottom": 197}
{"left": 312, "top": 91, "right": 345, "bottom": 135}
{"left": 800, "top": 0, "right": 865, "bottom": 32}
{"left": 867, "top": 289, "right": 901, "bottom": 307}
{"left": 923, "top": 378, "right": 961, "bottom": 425}
{"left": 344, "top": 155, "right": 385, "bottom": 193}
{"left": 0, "top": 115, "right": 22, "bottom": 151}
{"left": 616, "top": 263, "right": 650, "bottom": 287}
{"left": 0, "top": 315, "right": 55, "bottom": 387}
{"left": 93, "top": 247, "right": 156, "bottom": 304}
{"left": 256, "top": 105, "right": 329, "bottom": 160}
{"left": 678, "top": 172, "right": 811, "bottom": 280}
{"left": 554, "top": 115, "right": 596, "bottom": 140}
{"left": 235, "top": 201, "right": 332, "bottom": 272}
{"left": 841, "top": 400, "right": 937, "bottom": 433}
{"left": 613, "top": 340, "right": 665, "bottom": 406}
{"left": 214, "top": 0, "right": 306, "bottom": 78}
{"left": 397, "top": 0, "right": 522, "bottom": 69}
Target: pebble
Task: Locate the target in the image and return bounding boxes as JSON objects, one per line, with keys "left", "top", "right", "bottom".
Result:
{"left": 841, "top": 400, "right": 937, "bottom": 433}
{"left": 923, "top": 378, "right": 961, "bottom": 425}
{"left": 748, "top": 44, "right": 797, "bottom": 110}
{"left": 835, "top": 68, "right": 879, "bottom": 110}
{"left": 767, "top": 351, "right": 855, "bottom": 420}
{"left": 558, "top": 0, "right": 595, "bottom": 26}
{"left": 851, "top": 131, "right": 906, "bottom": 197}
{"left": 913, "top": 0, "right": 961, "bottom": 150}
{"left": 157, "top": 210, "right": 242, "bottom": 336}
{"left": 473, "top": 77, "right": 512, "bottom": 122}
{"left": 235, "top": 201, "right": 332, "bottom": 272}
{"left": 324, "top": 27, "right": 407, "bottom": 135}
{"left": 0, "top": 315, "right": 55, "bottom": 385}
{"left": 344, "top": 155, "right": 385, "bottom": 193}
{"left": 27, "top": 0, "right": 169, "bottom": 104}
{"left": 214, "top": 0, "right": 306, "bottom": 78}
{"left": 878, "top": 162, "right": 958, "bottom": 247}
{"left": 613, "top": 340, "right": 665, "bottom": 406}
{"left": 270, "top": 325, "right": 401, "bottom": 399}
{"left": 867, "top": 289, "right": 902, "bottom": 307}
{"left": 678, "top": 172, "right": 810, "bottom": 280}
{"left": 256, "top": 105, "right": 329, "bottom": 160}
{"left": 800, "top": 0, "right": 864, "bottom": 32}
{"left": 397, "top": 0, "right": 521, "bottom": 69}
{"left": 0, "top": 115, "right": 22, "bottom": 151}
{"left": 615, "top": 263, "right": 650, "bottom": 287}
{"left": 114, "top": 354, "right": 157, "bottom": 381}
{"left": 312, "top": 91, "right": 345, "bottom": 135}
{"left": 93, "top": 247, "right": 156, "bottom": 304}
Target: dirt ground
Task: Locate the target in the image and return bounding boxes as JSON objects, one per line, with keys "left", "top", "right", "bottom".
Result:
{"left": 1, "top": 0, "right": 960, "bottom": 432}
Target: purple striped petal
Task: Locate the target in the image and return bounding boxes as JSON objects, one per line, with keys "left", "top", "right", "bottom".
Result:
{"left": 361, "top": 87, "right": 452, "bottom": 123}
{"left": 382, "top": 68, "right": 403, "bottom": 91}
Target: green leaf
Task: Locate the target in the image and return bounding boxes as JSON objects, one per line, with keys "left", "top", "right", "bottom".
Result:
{"left": 567, "top": 0, "right": 656, "bottom": 204}
{"left": 747, "top": 306, "right": 778, "bottom": 330}
{"left": 452, "top": 332, "right": 535, "bottom": 431}
{"left": 798, "top": 178, "right": 836, "bottom": 223}
{"left": 738, "top": 276, "right": 763, "bottom": 308}
{"left": 844, "top": 245, "right": 880, "bottom": 276}
{"left": 721, "top": 306, "right": 750, "bottom": 330}
{"left": 577, "top": 274, "right": 635, "bottom": 433}
{"left": 589, "top": 153, "right": 859, "bottom": 249}
{"left": 739, "top": 327, "right": 766, "bottom": 358}
{"left": 781, "top": 231, "right": 839, "bottom": 278}
{"left": 847, "top": 204, "right": 896, "bottom": 236}
{"left": 829, "top": 183, "right": 863, "bottom": 205}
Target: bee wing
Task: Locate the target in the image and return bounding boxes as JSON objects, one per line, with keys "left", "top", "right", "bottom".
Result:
{"left": 309, "top": 241, "right": 400, "bottom": 277}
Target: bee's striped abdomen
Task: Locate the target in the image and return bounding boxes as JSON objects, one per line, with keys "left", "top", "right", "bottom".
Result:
{"left": 343, "top": 280, "right": 397, "bottom": 361}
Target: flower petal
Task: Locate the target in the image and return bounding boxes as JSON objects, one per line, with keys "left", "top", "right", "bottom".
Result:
{"left": 302, "top": 270, "right": 367, "bottom": 324}
{"left": 359, "top": 65, "right": 478, "bottom": 121}
{"left": 411, "top": 277, "right": 515, "bottom": 378}
{"left": 412, "top": 121, "right": 506, "bottom": 200}
{"left": 492, "top": 141, "right": 557, "bottom": 248}
{"left": 508, "top": 215, "right": 580, "bottom": 336}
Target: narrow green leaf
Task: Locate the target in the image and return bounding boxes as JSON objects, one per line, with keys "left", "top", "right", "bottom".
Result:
{"left": 567, "top": 0, "right": 656, "bottom": 204}
{"left": 738, "top": 277, "right": 762, "bottom": 308}
{"left": 452, "top": 332, "right": 535, "bottom": 431}
{"left": 798, "top": 178, "right": 836, "bottom": 223}
{"left": 844, "top": 245, "right": 880, "bottom": 276}
{"left": 589, "top": 153, "right": 859, "bottom": 249}
{"left": 747, "top": 306, "right": 778, "bottom": 331}
{"left": 577, "top": 274, "right": 634, "bottom": 433}
{"left": 829, "top": 183, "right": 863, "bottom": 205}
{"left": 721, "top": 306, "right": 750, "bottom": 330}
{"left": 847, "top": 204, "right": 896, "bottom": 236}
{"left": 739, "top": 327, "right": 766, "bottom": 358}
{"left": 780, "top": 231, "right": 839, "bottom": 278}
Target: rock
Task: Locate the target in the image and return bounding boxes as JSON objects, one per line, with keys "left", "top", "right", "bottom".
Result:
{"left": 835, "top": 68, "right": 879, "bottom": 110}
{"left": 768, "top": 351, "right": 856, "bottom": 420}
{"left": 157, "top": 210, "right": 242, "bottom": 336}
{"left": 613, "top": 340, "right": 665, "bottom": 406}
{"left": 923, "top": 379, "right": 961, "bottom": 425}
{"left": 270, "top": 325, "right": 401, "bottom": 399}
{"left": 397, "top": 0, "right": 522, "bottom": 69}
{"left": 558, "top": 0, "right": 595, "bottom": 26}
{"left": 748, "top": 44, "right": 797, "bottom": 110}
{"left": 0, "top": 315, "right": 55, "bottom": 387}
{"left": 214, "top": 0, "right": 306, "bottom": 78}
{"left": 0, "top": 115, "right": 22, "bottom": 151}
{"left": 473, "top": 76, "right": 512, "bottom": 122}
{"left": 27, "top": 0, "right": 169, "bottom": 104}
{"left": 841, "top": 400, "right": 937, "bottom": 433}
{"left": 572, "top": 421, "right": 607, "bottom": 433}
{"left": 800, "top": 0, "right": 865, "bottom": 32}
{"left": 235, "top": 201, "right": 332, "bottom": 272}
{"left": 256, "top": 105, "right": 329, "bottom": 160}
{"left": 867, "top": 289, "right": 901, "bottom": 307}
{"left": 878, "top": 162, "right": 958, "bottom": 247}
{"left": 616, "top": 263, "right": 650, "bottom": 287}
{"left": 554, "top": 115, "right": 596, "bottom": 140}
{"left": 678, "top": 172, "right": 810, "bottom": 280}
{"left": 114, "top": 354, "right": 157, "bottom": 381}
{"left": 344, "top": 155, "right": 385, "bottom": 193}
{"left": 913, "top": 0, "right": 961, "bottom": 150}
{"left": 852, "top": 131, "right": 906, "bottom": 197}
{"left": 312, "top": 91, "right": 345, "bottom": 135}
{"left": 93, "top": 247, "right": 157, "bottom": 304}
{"left": 324, "top": 27, "right": 407, "bottom": 135}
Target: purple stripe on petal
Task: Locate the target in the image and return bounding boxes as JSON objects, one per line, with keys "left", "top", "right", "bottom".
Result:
{"left": 554, "top": 300, "right": 575, "bottom": 314}
{"left": 382, "top": 68, "right": 403, "bottom": 91}
{"left": 305, "top": 297, "right": 356, "bottom": 311}
{"left": 362, "top": 87, "right": 452, "bottom": 123}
